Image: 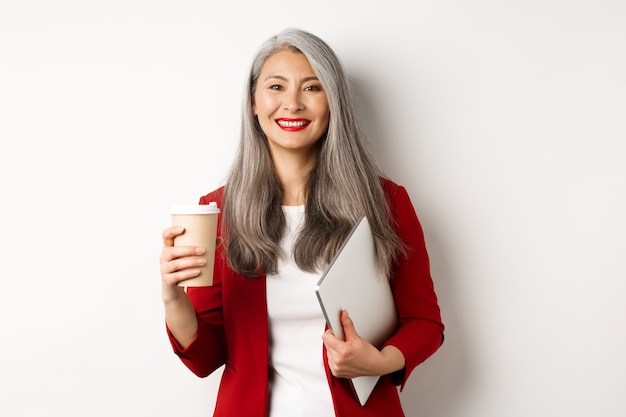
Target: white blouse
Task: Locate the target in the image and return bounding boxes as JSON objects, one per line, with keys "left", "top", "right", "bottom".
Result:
{"left": 266, "top": 205, "right": 336, "bottom": 417}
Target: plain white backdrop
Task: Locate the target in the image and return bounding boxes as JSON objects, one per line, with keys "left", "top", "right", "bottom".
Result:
{"left": 1, "top": 1, "right": 625, "bottom": 416}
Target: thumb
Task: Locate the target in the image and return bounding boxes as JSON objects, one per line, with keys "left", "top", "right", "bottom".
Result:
{"left": 341, "top": 309, "right": 359, "bottom": 340}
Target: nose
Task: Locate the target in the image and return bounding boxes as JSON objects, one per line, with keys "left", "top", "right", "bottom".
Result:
{"left": 283, "top": 90, "right": 304, "bottom": 112}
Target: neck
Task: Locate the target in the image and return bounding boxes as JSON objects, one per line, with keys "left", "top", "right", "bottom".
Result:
{"left": 271, "top": 150, "right": 317, "bottom": 206}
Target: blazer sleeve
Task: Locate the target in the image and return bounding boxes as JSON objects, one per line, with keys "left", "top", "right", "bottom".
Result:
{"left": 166, "top": 191, "right": 228, "bottom": 378}
{"left": 382, "top": 184, "right": 444, "bottom": 388}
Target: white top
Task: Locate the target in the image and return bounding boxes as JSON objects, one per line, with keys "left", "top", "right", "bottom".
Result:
{"left": 266, "top": 206, "right": 336, "bottom": 417}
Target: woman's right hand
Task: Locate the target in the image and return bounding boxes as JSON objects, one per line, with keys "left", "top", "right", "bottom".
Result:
{"left": 159, "top": 226, "right": 207, "bottom": 303}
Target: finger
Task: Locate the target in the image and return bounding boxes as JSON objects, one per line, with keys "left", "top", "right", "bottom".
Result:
{"left": 160, "top": 251, "right": 207, "bottom": 285}
{"left": 322, "top": 329, "right": 340, "bottom": 349}
{"left": 160, "top": 245, "right": 205, "bottom": 263}
{"left": 162, "top": 226, "right": 185, "bottom": 246}
{"left": 162, "top": 266, "right": 202, "bottom": 286}
{"left": 160, "top": 243, "right": 206, "bottom": 270}
{"left": 340, "top": 310, "right": 359, "bottom": 341}
{"left": 161, "top": 254, "right": 206, "bottom": 274}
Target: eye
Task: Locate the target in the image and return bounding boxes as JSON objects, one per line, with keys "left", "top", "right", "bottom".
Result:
{"left": 269, "top": 84, "right": 283, "bottom": 91}
{"left": 304, "top": 85, "right": 322, "bottom": 92}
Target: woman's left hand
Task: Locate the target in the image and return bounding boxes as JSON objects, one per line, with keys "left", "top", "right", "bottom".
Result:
{"left": 322, "top": 310, "right": 405, "bottom": 378}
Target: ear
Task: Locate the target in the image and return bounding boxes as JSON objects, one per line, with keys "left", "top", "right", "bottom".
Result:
{"left": 251, "top": 92, "right": 257, "bottom": 115}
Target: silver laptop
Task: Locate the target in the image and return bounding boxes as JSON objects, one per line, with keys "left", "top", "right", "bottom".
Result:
{"left": 314, "top": 217, "right": 398, "bottom": 406}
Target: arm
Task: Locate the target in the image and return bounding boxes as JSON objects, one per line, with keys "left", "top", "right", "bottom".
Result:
{"left": 383, "top": 185, "right": 444, "bottom": 386}
{"left": 322, "top": 184, "right": 444, "bottom": 382}
{"left": 160, "top": 226, "right": 203, "bottom": 348}
{"left": 161, "top": 189, "right": 229, "bottom": 377}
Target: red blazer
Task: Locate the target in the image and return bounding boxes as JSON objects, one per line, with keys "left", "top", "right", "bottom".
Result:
{"left": 168, "top": 179, "right": 444, "bottom": 417}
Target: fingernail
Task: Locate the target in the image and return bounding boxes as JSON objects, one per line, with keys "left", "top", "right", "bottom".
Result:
{"left": 197, "top": 258, "right": 206, "bottom": 265}
{"left": 195, "top": 247, "right": 205, "bottom": 254}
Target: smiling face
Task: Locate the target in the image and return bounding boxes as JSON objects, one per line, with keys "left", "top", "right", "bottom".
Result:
{"left": 253, "top": 49, "right": 330, "bottom": 159}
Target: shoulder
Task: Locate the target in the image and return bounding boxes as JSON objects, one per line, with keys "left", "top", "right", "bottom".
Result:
{"left": 199, "top": 186, "right": 225, "bottom": 206}
{"left": 380, "top": 177, "right": 418, "bottom": 223}
{"left": 380, "top": 177, "right": 405, "bottom": 201}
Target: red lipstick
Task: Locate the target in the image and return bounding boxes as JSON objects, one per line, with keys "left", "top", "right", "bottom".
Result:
{"left": 275, "top": 118, "right": 311, "bottom": 132}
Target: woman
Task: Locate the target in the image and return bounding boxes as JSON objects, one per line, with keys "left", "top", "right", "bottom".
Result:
{"left": 160, "top": 28, "right": 444, "bottom": 417}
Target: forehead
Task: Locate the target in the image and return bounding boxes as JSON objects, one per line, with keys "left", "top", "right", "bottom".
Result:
{"left": 259, "top": 49, "right": 316, "bottom": 77}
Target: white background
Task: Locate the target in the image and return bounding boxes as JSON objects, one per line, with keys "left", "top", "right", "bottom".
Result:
{"left": 1, "top": 1, "right": 625, "bottom": 416}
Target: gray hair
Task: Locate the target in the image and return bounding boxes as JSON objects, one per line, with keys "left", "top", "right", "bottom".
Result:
{"left": 222, "top": 28, "right": 404, "bottom": 277}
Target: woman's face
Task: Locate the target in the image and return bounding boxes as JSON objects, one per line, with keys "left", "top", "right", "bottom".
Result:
{"left": 253, "top": 49, "right": 330, "bottom": 158}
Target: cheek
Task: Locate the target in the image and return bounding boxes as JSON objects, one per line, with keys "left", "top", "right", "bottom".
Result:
{"left": 316, "top": 97, "right": 330, "bottom": 121}
{"left": 322, "top": 114, "right": 330, "bottom": 130}
{"left": 318, "top": 106, "right": 330, "bottom": 127}
{"left": 254, "top": 94, "right": 277, "bottom": 116}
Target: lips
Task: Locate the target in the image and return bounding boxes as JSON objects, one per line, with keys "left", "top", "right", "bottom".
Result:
{"left": 276, "top": 118, "right": 311, "bottom": 131}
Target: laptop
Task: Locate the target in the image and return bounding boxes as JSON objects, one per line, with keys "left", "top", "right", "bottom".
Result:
{"left": 314, "top": 217, "right": 398, "bottom": 406}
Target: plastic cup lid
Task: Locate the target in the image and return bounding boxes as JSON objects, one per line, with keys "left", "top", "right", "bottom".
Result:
{"left": 170, "top": 202, "right": 221, "bottom": 215}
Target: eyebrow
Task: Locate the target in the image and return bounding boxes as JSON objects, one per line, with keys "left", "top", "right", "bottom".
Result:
{"left": 263, "top": 75, "right": 320, "bottom": 83}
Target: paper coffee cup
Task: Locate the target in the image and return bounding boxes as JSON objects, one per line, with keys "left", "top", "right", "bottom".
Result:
{"left": 170, "top": 202, "right": 220, "bottom": 287}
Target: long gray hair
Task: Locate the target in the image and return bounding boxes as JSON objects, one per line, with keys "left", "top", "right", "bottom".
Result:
{"left": 222, "top": 28, "right": 404, "bottom": 277}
